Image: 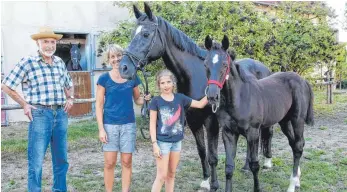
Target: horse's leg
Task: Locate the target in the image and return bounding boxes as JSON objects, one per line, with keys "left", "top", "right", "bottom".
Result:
{"left": 204, "top": 114, "right": 220, "bottom": 191}
{"left": 242, "top": 144, "right": 250, "bottom": 171}
{"left": 243, "top": 126, "right": 274, "bottom": 171}
{"left": 287, "top": 119, "right": 305, "bottom": 192}
{"left": 222, "top": 126, "right": 239, "bottom": 192}
{"left": 279, "top": 120, "right": 303, "bottom": 192}
{"left": 186, "top": 113, "right": 210, "bottom": 189}
{"left": 247, "top": 127, "right": 261, "bottom": 192}
{"left": 261, "top": 126, "right": 274, "bottom": 169}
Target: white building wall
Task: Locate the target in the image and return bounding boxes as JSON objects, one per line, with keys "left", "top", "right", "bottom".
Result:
{"left": 1, "top": 1, "right": 131, "bottom": 123}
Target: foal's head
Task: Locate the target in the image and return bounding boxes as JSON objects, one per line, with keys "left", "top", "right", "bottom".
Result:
{"left": 204, "top": 35, "right": 232, "bottom": 112}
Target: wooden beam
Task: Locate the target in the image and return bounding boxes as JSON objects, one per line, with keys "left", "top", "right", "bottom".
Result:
{"left": 58, "top": 38, "right": 86, "bottom": 45}
{"left": 1, "top": 98, "right": 96, "bottom": 110}
{"left": 315, "top": 81, "right": 335, "bottom": 85}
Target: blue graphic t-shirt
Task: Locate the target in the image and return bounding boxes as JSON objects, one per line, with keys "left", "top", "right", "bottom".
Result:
{"left": 97, "top": 72, "right": 141, "bottom": 125}
{"left": 149, "top": 93, "right": 192, "bottom": 143}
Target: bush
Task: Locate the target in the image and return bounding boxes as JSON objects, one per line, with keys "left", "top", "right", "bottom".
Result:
{"left": 336, "top": 80, "right": 347, "bottom": 89}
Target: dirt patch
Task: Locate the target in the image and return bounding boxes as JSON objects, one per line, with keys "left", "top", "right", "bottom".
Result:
{"left": 2, "top": 105, "right": 347, "bottom": 191}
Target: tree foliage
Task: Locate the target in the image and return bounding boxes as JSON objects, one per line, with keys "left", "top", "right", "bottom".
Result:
{"left": 98, "top": 1, "right": 345, "bottom": 78}
{"left": 263, "top": 2, "right": 343, "bottom": 75}
{"left": 335, "top": 45, "right": 347, "bottom": 81}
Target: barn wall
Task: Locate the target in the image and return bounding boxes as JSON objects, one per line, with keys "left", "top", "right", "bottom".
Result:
{"left": 1, "top": 1, "right": 130, "bottom": 122}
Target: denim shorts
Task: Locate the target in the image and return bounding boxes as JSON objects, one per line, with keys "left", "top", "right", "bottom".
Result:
{"left": 157, "top": 140, "right": 182, "bottom": 155}
{"left": 102, "top": 123, "right": 136, "bottom": 153}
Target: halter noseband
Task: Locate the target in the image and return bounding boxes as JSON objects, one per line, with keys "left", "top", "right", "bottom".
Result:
{"left": 206, "top": 53, "right": 231, "bottom": 113}
{"left": 123, "top": 19, "right": 159, "bottom": 71}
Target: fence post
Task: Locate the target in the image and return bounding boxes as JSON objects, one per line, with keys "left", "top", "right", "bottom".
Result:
{"left": 340, "top": 74, "right": 342, "bottom": 91}
{"left": 326, "top": 73, "right": 332, "bottom": 104}
{"left": 329, "top": 82, "right": 333, "bottom": 104}
{"left": 326, "top": 74, "right": 329, "bottom": 103}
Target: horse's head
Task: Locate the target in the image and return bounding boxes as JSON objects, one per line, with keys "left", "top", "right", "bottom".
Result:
{"left": 204, "top": 35, "right": 232, "bottom": 113}
{"left": 69, "top": 43, "right": 81, "bottom": 70}
{"left": 120, "top": 2, "right": 165, "bottom": 80}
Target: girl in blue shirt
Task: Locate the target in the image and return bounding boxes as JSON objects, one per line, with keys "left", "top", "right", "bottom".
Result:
{"left": 96, "top": 44, "right": 150, "bottom": 192}
{"left": 149, "top": 69, "right": 208, "bottom": 192}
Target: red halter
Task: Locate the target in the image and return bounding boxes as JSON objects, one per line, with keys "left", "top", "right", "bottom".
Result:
{"left": 207, "top": 54, "right": 231, "bottom": 88}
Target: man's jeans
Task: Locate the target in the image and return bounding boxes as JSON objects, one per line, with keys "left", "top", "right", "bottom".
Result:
{"left": 27, "top": 106, "right": 69, "bottom": 192}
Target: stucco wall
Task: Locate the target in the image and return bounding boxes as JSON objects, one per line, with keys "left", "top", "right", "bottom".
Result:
{"left": 1, "top": 1, "right": 130, "bottom": 123}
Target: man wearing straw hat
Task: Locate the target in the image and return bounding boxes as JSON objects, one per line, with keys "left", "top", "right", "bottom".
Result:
{"left": 2, "top": 26, "right": 74, "bottom": 192}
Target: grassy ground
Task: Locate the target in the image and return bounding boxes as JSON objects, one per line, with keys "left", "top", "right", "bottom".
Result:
{"left": 313, "top": 87, "right": 347, "bottom": 116}
{"left": 1, "top": 89, "right": 347, "bottom": 191}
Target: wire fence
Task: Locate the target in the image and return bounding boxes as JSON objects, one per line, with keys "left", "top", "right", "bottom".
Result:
{"left": 1, "top": 98, "right": 95, "bottom": 110}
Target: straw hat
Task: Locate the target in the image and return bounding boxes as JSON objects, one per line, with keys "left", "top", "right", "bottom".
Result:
{"left": 31, "top": 26, "right": 63, "bottom": 40}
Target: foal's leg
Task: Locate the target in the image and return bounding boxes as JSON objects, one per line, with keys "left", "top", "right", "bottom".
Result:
{"left": 287, "top": 119, "right": 305, "bottom": 192}
{"left": 241, "top": 147, "right": 250, "bottom": 171}
{"left": 279, "top": 120, "right": 303, "bottom": 192}
{"left": 204, "top": 114, "right": 220, "bottom": 191}
{"left": 244, "top": 126, "right": 274, "bottom": 171}
{"left": 186, "top": 113, "right": 210, "bottom": 188}
{"left": 261, "top": 126, "right": 274, "bottom": 169}
{"left": 247, "top": 127, "right": 261, "bottom": 192}
{"left": 222, "top": 127, "right": 239, "bottom": 192}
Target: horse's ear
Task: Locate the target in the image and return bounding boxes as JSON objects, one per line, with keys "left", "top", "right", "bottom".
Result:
{"left": 205, "top": 35, "right": 213, "bottom": 50}
{"left": 144, "top": 2, "right": 153, "bottom": 21}
{"left": 78, "top": 43, "right": 81, "bottom": 49}
{"left": 133, "top": 4, "right": 142, "bottom": 19}
{"left": 222, "top": 35, "right": 229, "bottom": 51}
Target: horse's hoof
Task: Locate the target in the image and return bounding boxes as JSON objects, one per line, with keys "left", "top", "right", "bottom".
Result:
{"left": 210, "top": 180, "right": 220, "bottom": 192}
{"left": 262, "top": 165, "right": 271, "bottom": 169}
{"left": 287, "top": 174, "right": 300, "bottom": 192}
{"left": 241, "top": 165, "right": 250, "bottom": 172}
{"left": 200, "top": 179, "right": 210, "bottom": 191}
{"left": 263, "top": 158, "right": 272, "bottom": 169}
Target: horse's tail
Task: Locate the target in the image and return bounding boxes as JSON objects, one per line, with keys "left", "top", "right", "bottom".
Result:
{"left": 305, "top": 80, "right": 314, "bottom": 126}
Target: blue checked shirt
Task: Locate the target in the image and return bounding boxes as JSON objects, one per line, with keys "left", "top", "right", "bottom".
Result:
{"left": 2, "top": 52, "right": 73, "bottom": 105}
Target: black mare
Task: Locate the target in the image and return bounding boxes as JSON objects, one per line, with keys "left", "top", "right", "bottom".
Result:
{"left": 204, "top": 35, "right": 314, "bottom": 192}
{"left": 119, "top": 3, "right": 271, "bottom": 190}
{"left": 66, "top": 43, "right": 82, "bottom": 71}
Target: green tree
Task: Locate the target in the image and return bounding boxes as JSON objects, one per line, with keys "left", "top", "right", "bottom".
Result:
{"left": 98, "top": 2, "right": 343, "bottom": 77}
{"left": 261, "top": 2, "right": 344, "bottom": 75}
{"left": 335, "top": 45, "right": 347, "bottom": 84}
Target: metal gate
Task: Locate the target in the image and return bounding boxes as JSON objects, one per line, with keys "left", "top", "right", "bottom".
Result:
{"left": 1, "top": 73, "right": 8, "bottom": 126}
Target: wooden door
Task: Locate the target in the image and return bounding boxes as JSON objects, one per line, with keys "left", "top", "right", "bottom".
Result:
{"left": 68, "top": 71, "right": 92, "bottom": 117}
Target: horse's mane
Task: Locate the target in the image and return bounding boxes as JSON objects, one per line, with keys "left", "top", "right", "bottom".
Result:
{"left": 157, "top": 17, "right": 206, "bottom": 60}
{"left": 234, "top": 62, "right": 255, "bottom": 83}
